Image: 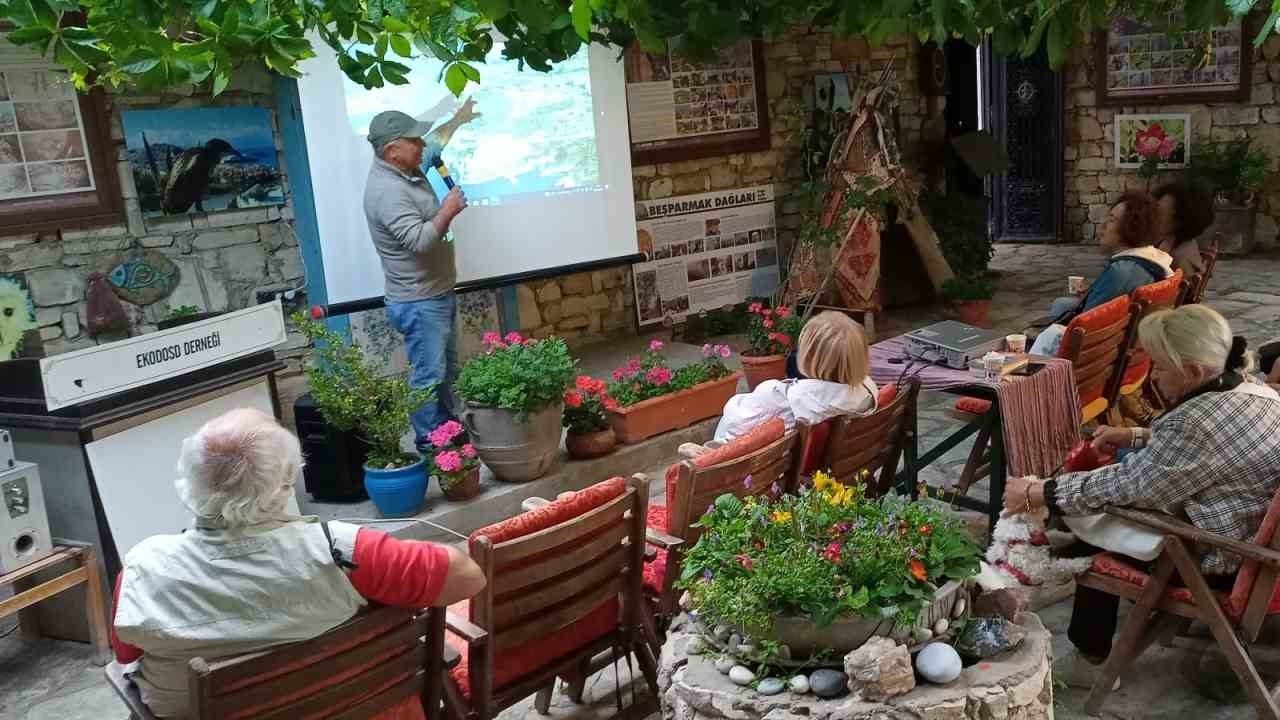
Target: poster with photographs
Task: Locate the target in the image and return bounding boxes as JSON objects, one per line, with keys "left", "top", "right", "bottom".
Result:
{"left": 1097, "top": 15, "right": 1249, "bottom": 105}
{"left": 625, "top": 39, "right": 770, "bottom": 165}
{"left": 632, "top": 185, "right": 779, "bottom": 326}
{"left": 0, "top": 68, "right": 94, "bottom": 199}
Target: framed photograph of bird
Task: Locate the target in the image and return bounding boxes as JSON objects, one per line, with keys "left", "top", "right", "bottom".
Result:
{"left": 121, "top": 107, "right": 285, "bottom": 218}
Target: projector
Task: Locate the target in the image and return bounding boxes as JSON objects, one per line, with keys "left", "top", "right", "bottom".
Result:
{"left": 903, "top": 321, "right": 1001, "bottom": 370}
{"left": 0, "top": 459, "right": 53, "bottom": 574}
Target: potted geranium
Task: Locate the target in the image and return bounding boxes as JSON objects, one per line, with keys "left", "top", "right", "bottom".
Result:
{"left": 941, "top": 275, "right": 994, "bottom": 327}
{"left": 739, "top": 301, "right": 803, "bottom": 390}
{"left": 606, "top": 340, "right": 740, "bottom": 443}
{"left": 679, "top": 472, "right": 981, "bottom": 663}
{"left": 454, "top": 331, "right": 577, "bottom": 482}
{"left": 293, "top": 313, "right": 434, "bottom": 516}
{"left": 1190, "top": 138, "right": 1272, "bottom": 254}
{"left": 425, "top": 420, "right": 481, "bottom": 500}
{"left": 563, "top": 375, "right": 619, "bottom": 459}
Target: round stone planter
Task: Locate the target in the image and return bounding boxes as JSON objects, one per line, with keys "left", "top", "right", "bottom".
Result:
{"left": 659, "top": 613, "right": 1054, "bottom": 720}
{"left": 459, "top": 402, "right": 562, "bottom": 482}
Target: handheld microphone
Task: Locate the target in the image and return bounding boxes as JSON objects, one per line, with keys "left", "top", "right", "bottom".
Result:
{"left": 430, "top": 155, "right": 455, "bottom": 190}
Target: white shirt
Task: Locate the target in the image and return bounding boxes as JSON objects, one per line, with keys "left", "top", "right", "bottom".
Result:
{"left": 714, "top": 377, "right": 878, "bottom": 442}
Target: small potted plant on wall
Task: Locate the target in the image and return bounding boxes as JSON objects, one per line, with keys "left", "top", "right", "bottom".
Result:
{"left": 563, "top": 375, "right": 619, "bottom": 459}
{"left": 157, "top": 304, "right": 223, "bottom": 330}
{"left": 425, "top": 420, "right": 482, "bottom": 501}
{"left": 1190, "top": 138, "right": 1272, "bottom": 254}
{"left": 606, "top": 340, "right": 740, "bottom": 443}
{"left": 293, "top": 314, "right": 434, "bottom": 516}
{"left": 941, "top": 275, "right": 994, "bottom": 327}
{"left": 739, "top": 301, "right": 803, "bottom": 390}
{"left": 455, "top": 331, "right": 577, "bottom": 482}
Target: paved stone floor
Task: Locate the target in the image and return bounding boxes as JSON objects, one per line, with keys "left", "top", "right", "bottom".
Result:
{"left": 3, "top": 243, "right": 1279, "bottom": 720}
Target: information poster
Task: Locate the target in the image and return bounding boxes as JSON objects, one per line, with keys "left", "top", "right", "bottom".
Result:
{"left": 632, "top": 185, "right": 779, "bottom": 326}
{"left": 625, "top": 40, "right": 759, "bottom": 143}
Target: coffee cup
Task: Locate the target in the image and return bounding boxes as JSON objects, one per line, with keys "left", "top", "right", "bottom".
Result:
{"left": 1068, "top": 275, "right": 1085, "bottom": 294}
{"left": 1006, "top": 334, "right": 1027, "bottom": 353}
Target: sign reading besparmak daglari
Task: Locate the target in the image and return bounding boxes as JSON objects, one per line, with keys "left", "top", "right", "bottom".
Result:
{"left": 39, "top": 300, "right": 286, "bottom": 411}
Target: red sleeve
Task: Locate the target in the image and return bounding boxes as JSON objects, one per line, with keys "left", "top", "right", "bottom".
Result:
{"left": 111, "top": 572, "right": 143, "bottom": 664}
{"left": 347, "top": 528, "right": 451, "bottom": 608}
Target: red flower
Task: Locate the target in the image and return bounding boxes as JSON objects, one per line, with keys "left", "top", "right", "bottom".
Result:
{"left": 1134, "top": 123, "right": 1168, "bottom": 158}
{"left": 910, "top": 559, "right": 927, "bottom": 582}
{"left": 762, "top": 319, "right": 774, "bottom": 329}
{"left": 823, "top": 541, "right": 843, "bottom": 563}
{"left": 776, "top": 306, "right": 791, "bottom": 319}
{"left": 564, "top": 390, "right": 583, "bottom": 408}
{"left": 603, "top": 397, "right": 619, "bottom": 411}
{"left": 919, "top": 524, "right": 933, "bottom": 536}
{"left": 748, "top": 302, "right": 763, "bottom": 314}
{"left": 735, "top": 554, "right": 754, "bottom": 571}
{"left": 762, "top": 308, "right": 772, "bottom": 317}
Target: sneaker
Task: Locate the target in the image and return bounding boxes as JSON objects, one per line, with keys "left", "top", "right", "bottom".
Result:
{"left": 1055, "top": 649, "right": 1121, "bottom": 691}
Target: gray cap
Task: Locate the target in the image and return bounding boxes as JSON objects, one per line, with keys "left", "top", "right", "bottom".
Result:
{"left": 367, "top": 110, "right": 433, "bottom": 150}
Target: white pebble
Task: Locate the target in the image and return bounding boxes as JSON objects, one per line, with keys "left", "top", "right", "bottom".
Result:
{"left": 953, "top": 597, "right": 967, "bottom": 618}
{"left": 729, "top": 665, "right": 756, "bottom": 686}
{"left": 934, "top": 619, "right": 950, "bottom": 636}
{"left": 788, "top": 675, "right": 810, "bottom": 694}
{"left": 913, "top": 627, "right": 934, "bottom": 644}
{"left": 915, "top": 643, "right": 963, "bottom": 684}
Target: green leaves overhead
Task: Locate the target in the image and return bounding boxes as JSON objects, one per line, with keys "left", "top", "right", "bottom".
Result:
{"left": 0, "top": 0, "right": 1272, "bottom": 96}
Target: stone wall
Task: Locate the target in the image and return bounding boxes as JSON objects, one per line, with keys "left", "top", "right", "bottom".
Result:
{"left": 1062, "top": 31, "right": 1280, "bottom": 252}
{"left": 516, "top": 28, "right": 941, "bottom": 348}
{"left": 0, "top": 65, "right": 308, "bottom": 368}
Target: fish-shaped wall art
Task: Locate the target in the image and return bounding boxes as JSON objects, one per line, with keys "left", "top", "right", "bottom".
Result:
{"left": 106, "top": 250, "right": 179, "bottom": 306}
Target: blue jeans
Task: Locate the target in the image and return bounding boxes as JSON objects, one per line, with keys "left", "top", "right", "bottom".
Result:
{"left": 386, "top": 293, "right": 457, "bottom": 446}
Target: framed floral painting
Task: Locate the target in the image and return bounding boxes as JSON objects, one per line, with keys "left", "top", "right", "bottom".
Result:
{"left": 1114, "top": 114, "right": 1190, "bottom": 170}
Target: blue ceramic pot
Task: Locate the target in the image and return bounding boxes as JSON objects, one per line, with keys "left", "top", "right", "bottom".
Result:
{"left": 363, "top": 458, "right": 428, "bottom": 517}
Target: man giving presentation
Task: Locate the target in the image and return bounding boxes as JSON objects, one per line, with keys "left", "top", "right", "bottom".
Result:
{"left": 363, "top": 109, "right": 468, "bottom": 450}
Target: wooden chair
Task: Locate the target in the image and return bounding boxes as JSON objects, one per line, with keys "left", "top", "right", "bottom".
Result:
{"left": 1178, "top": 235, "right": 1221, "bottom": 306}
{"left": 443, "top": 475, "right": 658, "bottom": 720}
{"left": 1104, "top": 270, "right": 1184, "bottom": 425}
{"left": 643, "top": 418, "right": 797, "bottom": 622}
{"left": 105, "top": 605, "right": 449, "bottom": 720}
{"left": 1076, "top": 486, "right": 1280, "bottom": 719}
{"left": 796, "top": 378, "right": 920, "bottom": 496}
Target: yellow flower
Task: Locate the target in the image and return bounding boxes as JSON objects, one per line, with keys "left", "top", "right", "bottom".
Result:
{"left": 813, "top": 470, "right": 836, "bottom": 491}
{"left": 771, "top": 510, "right": 793, "bottom": 524}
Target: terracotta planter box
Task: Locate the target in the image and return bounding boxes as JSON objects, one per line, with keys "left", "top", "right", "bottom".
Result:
{"left": 608, "top": 372, "right": 742, "bottom": 444}
{"left": 954, "top": 299, "right": 991, "bottom": 327}
{"left": 739, "top": 353, "right": 787, "bottom": 390}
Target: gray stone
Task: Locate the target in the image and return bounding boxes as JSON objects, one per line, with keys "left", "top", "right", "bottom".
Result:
{"left": 258, "top": 222, "right": 291, "bottom": 250}
{"left": 204, "top": 207, "right": 271, "bottom": 228}
{"left": 38, "top": 325, "right": 61, "bottom": 341}
{"left": 713, "top": 655, "right": 735, "bottom": 674}
{"left": 913, "top": 627, "right": 934, "bottom": 644}
{"left": 1213, "top": 106, "right": 1261, "bottom": 126}
{"left": 0, "top": 241, "right": 61, "bottom": 272}
{"left": 27, "top": 268, "right": 84, "bottom": 306}
{"left": 915, "top": 642, "right": 963, "bottom": 684}
{"left": 933, "top": 618, "right": 950, "bottom": 636}
{"left": 192, "top": 227, "right": 258, "bottom": 250}
{"left": 844, "top": 636, "right": 914, "bottom": 701}
{"left": 787, "top": 675, "right": 809, "bottom": 694}
{"left": 216, "top": 243, "right": 268, "bottom": 283}
{"left": 61, "top": 224, "right": 127, "bottom": 241}
{"left": 60, "top": 312, "right": 79, "bottom": 339}
{"left": 954, "top": 617, "right": 1027, "bottom": 660}
{"left": 686, "top": 636, "right": 706, "bottom": 655}
{"left": 0, "top": 233, "right": 37, "bottom": 249}
{"left": 728, "top": 665, "right": 755, "bottom": 686}
{"left": 712, "top": 624, "right": 731, "bottom": 642}
{"left": 275, "top": 249, "right": 304, "bottom": 281}
{"left": 34, "top": 306, "right": 62, "bottom": 327}
{"left": 807, "top": 669, "right": 848, "bottom": 698}
{"left": 138, "top": 235, "right": 174, "bottom": 248}
{"left": 757, "top": 677, "right": 785, "bottom": 695}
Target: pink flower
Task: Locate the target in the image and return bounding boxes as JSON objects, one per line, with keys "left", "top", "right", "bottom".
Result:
{"left": 1157, "top": 136, "right": 1175, "bottom": 160}
{"left": 1134, "top": 123, "right": 1167, "bottom": 158}
{"left": 748, "top": 302, "right": 762, "bottom": 313}
{"left": 504, "top": 331, "right": 524, "bottom": 345}
{"left": 718, "top": 344, "right": 731, "bottom": 359}
{"left": 435, "top": 450, "right": 462, "bottom": 473}
{"left": 461, "top": 443, "right": 476, "bottom": 458}
{"left": 626, "top": 359, "right": 642, "bottom": 374}
{"left": 762, "top": 319, "right": 774, "bottom": 329}
{"left": 735, "top": 554, "right": 754, "bottom": 571}
{"left": 612, "top": 368, "right": 625, "bottom": 381}
{"left": 776, "top": 306, "right": 791, "bottom": 319}
{"left": 482, "top": 331, "right": 503, "bottom": 347}
{"left": 702, "top": 343, "right": 713, "bottom": 357}
{"left": 645, "top": 366, "right": 673, "bottom": 385}
{"left": 823, "top": 541, "right": 843, "bottom": 563}
{"left": 649, "top": 339, "right": 664, "bottom": 352}
{"left": 762, "top": 308, "right": 772, "bottom": 318}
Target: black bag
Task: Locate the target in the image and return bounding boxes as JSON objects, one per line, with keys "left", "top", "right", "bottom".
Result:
{"left": 85, "top": 272, "right": 130, "bottom": 337}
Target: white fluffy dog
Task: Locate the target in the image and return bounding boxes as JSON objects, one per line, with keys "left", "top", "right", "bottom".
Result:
{"left": 983, "top": 506, "right": 1093, "bottom": 588}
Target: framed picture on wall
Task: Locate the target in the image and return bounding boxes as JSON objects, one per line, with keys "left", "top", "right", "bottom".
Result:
{"left": 625, "top": 39, "right": 770, "bottom": 165}
{"left": 1095, "top": 15, "right": 1252, "bottom": 105}
{"left": 1114, "top": 113, "right": 1191, "bottom": 169}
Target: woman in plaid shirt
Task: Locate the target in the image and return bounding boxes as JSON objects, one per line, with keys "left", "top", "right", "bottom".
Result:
{"left": 1004, "top": 305, "right": 1280, "bottom": 688}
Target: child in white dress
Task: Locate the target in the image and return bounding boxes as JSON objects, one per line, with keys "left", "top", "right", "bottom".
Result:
{"left": 682, "top": 311, "right": 877, "bottom": 457}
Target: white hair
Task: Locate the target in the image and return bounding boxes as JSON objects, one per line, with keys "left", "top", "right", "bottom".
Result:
{"left": 1139, "top": 304, "right": 1255, "bottom": 379}
{"left": 175, "top": 408, "right": 301, "bottom": 527}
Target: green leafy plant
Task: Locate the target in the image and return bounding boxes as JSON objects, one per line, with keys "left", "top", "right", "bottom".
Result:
{"left": 562, "top": 375, "right": 616, "bottom": 434}
{"left": 920, "top": 190, "right": 993, "bottom": 278}
{"left": 606, "top": 339, "right": 732, "bottom": 407}
{"left": 292, "top": 312, "right": 434, "bottom": 469}
{"left": 679, "top": 472, "right": 980, "bottom": 633}
{"left": 0, "top": 0, "right": 1259, "bottom": 97}
{"left": 742, "top": 301, "right": 802, "bottom": 357}
{"left": 167, "top": 304, "right": 201, "bottom": 319}
{"left": 1190, "top": 138, "right": 1273, "bottom": 204}
{"left": 940, "top": 274, "right": 994, "bottom": 303}
{"left": 455, "top": 331, "right": 577, "bottom": 417}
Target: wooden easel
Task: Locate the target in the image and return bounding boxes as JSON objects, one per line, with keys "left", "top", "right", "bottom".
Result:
{"left": 1, "top": 541, "right": 111, "bottom": 665}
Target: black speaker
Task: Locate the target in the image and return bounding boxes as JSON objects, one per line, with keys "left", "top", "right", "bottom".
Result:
{"left": 295, "top": 393, "right": 369, "bottom": 502}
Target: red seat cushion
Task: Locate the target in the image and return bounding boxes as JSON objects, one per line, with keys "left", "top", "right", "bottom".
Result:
{"left": 877, "top": 383, "right": 899, "bottom": 406}
{"left": 1059, "top": 296, "right": 1131, "bottom": 404}
{"left": 1119, "top": 357, "right": 1151, "bottom": 389}
{"left": 1088, "top": 552, "right": 1280, "bottom": 621}
{"left": 642, "top": 505, "right": 669, "bottom": 595}
{"left": 450, "top": 477, "right": 628, "bottom": 700}
{"left": 445, "top": 598, "right": 619, "bottom": 700}
{"left": 955, "top": 397, "right": 992, "bottom": 414}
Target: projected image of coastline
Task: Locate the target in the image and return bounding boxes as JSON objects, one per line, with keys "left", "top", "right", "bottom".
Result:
{"left": 343, "top": 41, "right": 602, "bottom": 204}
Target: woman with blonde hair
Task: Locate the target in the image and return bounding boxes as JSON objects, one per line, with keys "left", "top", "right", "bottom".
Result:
{"left": 710, "top": 310, "right": 877, "bottom": 443}
{"left": 1003, "top": 305, "right": 1280, "bottom": 688}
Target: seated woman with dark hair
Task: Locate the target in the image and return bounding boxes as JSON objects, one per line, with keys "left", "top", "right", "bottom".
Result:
{"left": 1153, "top": 180, "right": 1216, "bottom": 275}
{"left": 1029, "top": 191, "right": 1172, "bottom": 355}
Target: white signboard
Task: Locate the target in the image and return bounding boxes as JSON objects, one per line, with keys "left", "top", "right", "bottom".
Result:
{"left": 632, "top": 185, "right": 779, "bottom": 325}
{"left": 39, "top": 300, "right": 286, "bottom": 411}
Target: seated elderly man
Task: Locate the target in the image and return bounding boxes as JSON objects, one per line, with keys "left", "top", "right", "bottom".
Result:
{"left": 1003, "top": 305, "right": 1280, "bottom": 688}
{"left": 111, "top": 407, "right": 484, "bottom": 718}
